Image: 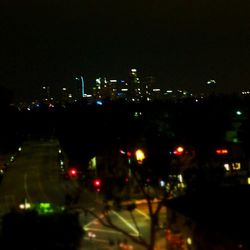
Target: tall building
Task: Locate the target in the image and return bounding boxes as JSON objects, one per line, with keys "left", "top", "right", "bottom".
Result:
{"left": 127, "top": 69, "right": 143, "bottom": 102}
{"left": 92, "top": 77, "right": 110, "bottom": 99}
{"left": 143, "top": 76, "right": 156, "bottom": 101}
{"left": 127, "top": 69, "right": 156, "bottom": 102}
{"left": 74, "top": 76, "right": 85, "bottom": 100}
{"left": 92, "top": 77, "right": 128, "bottom": 101}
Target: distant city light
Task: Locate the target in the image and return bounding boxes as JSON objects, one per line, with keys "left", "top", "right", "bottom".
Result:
{"left": 62, "top": 87, "right": 67, "bottom": 91}
{"left": 96, "top": 78, "right": 101, "bottom": 84}
{"left": 236, "top": 110, "right": 242, "bottom": 116}
{"left": 131, "top": 69, "right": 137, "bottom": 72}
{"left": 153, "top": 89, "right": 161, "bottom": 92}
{"left": 96, "top": 100, "right": 103, "bottom": 105}
{"left": 207, "top": 79, "right": 216, "bottom": 85}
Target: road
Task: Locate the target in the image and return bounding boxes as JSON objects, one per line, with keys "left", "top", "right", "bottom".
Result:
{"left": 0, "top": 139, "right": 167, "bottom": 250}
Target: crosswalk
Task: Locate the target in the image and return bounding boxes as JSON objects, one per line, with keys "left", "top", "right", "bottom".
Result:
{"left": 79, "top": 207, "right": 151, "bottom": 250}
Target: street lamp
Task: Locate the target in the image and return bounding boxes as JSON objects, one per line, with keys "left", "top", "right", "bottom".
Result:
{"left": 135, "top": 149, "right": 145, "bottom": 164}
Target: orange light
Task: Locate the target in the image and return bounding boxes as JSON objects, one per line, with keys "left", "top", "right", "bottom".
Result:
{"left": 135, "top": 149, "right": 145, "bottom": 164}
{"left": 173, "top": 146, "right": 184, "bottom": 155}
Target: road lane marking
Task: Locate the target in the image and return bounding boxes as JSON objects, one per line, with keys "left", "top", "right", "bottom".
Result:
{"left": 83, "top": 210, "right": 140, "bottom": 237}
{"left": 24, "top": 173, "right": 32, "bottom": 203}
{"left": 111, "top": 210, "right": 139, "bottom": 236}
{"left": 84, "top": 214, "right": 105, "bottom": 230}
{"left": 135, "top": 208, "right": 150, "bottom": 220}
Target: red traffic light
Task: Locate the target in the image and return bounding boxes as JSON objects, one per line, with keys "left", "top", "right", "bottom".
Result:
{"left": 93, "top": 179, "right": 101, "bottom": 187}
{"left": 126, "top": 151, "right": 132, "bottom": 157}
{"left": 68, "top": 167, "right": 78, "bottom": 177}
{"left": 93, "top": 178, "right": 102, "bottom": 192}
{"left": 216, "top": 149, "right": 228, "bottom": 155}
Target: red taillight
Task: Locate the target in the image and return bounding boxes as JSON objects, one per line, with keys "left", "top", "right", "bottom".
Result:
{"left": 216, "top": 149, "right": 228, "bottom": 155}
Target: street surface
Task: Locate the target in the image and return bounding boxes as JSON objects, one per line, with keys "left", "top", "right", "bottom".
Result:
{"left": 0, "top": 139, "right": 167, "bottom": 250}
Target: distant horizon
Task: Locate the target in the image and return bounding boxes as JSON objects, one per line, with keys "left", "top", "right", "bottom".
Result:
{"left": 1, "top": 1, "right": 250, "bottom": 101}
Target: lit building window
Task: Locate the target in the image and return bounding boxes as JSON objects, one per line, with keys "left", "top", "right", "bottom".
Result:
{"left": 232, "top": 162, "right": 241, "bottom": 170}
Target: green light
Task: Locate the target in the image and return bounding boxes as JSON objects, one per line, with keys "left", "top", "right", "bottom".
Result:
{"left": 32, "top": 203, "right": 65, "bottom": 215}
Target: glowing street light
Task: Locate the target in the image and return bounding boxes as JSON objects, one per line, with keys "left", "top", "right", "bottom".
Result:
{"left": 135, "top": 149, "right": 145, "bottom": 164}
{"left": 173, "top": 146, "right": 184, "bottom": 156}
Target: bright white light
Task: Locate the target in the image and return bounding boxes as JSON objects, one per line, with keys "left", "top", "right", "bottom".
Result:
{"left": 19, "top": 204, "right": 25, "bottom": 209}
{"left": 224, "top": 163, "right": 230, "bottom": 171}
{"left": 62, "top": 87, "right": 67, "bottom": 91}
{"left": 121, "top": 88, "right": 128, "bottom": 91}
{"left": 153, "top": 89, "right": 161, "bottom": 92}
{"left": 248, "top": 177, "right": 250, "bottom": 185}
{"left": 110, "top": 80, "right": 117, "bottom": 83}
{"left": 131, "top": 69, "right": 137, "bottom": 72}
{"left": 178, "top": 174, "right": 183, "bottom": 183}
{"left": 18, "top": 147, "right": 22, "bottom": 152}
{"left": 159, "top": 180, "right": 165, "bottom": 187}
{"left": 187, "top": 237, "right": 192, "bottom": 245}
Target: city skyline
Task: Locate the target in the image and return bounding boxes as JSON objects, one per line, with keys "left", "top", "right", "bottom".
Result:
{"left": 1, "top": 0, "right": 250, "bottom": 100}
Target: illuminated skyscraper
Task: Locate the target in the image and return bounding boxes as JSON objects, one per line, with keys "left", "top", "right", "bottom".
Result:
{"left": 127, "top": 68, "right": 142, "bottom": 102}
{"left": 75, "top": 76, "right": 85, "bottom": 99}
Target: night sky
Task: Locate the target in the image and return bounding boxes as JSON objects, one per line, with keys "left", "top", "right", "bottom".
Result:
{"left": 0, "top": 0, "right": 250, "bottom": 100}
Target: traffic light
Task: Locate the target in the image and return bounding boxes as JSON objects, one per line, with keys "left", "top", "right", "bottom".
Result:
{"left": 68, "top": 167, "right": 78, "bottom": 178}
{"left": 93, "top": 178, "right": 102, "bottom": 192}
